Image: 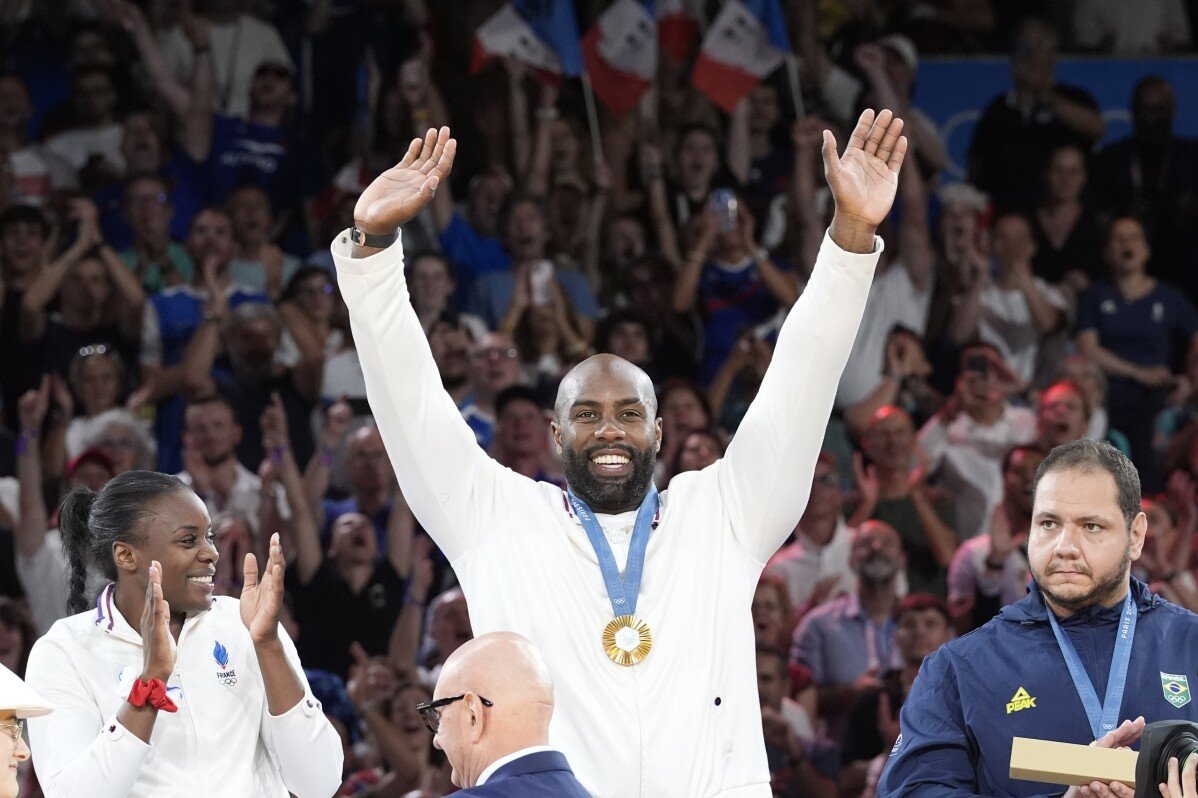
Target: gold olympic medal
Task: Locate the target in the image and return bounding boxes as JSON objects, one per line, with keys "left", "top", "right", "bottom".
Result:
{"left": 602, "top": 615, "right": 653, "bottom": 666}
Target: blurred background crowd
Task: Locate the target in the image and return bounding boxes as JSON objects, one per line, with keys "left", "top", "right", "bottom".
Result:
{"left": 1, "top": 0, "right": 1197, "bottom": 795}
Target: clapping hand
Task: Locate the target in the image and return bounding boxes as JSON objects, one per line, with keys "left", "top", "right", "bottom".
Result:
{"left": 354, "top": 127, "right": 457, "bottom": 235}
{"left": 140, "top": 561, "right": 177, "bottom": 682}
{"left": 240, "top": 532, "right": 285, "bottom": 644}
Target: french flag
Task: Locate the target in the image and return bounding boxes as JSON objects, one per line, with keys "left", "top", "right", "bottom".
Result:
{"left": 472, "top": 0, "right": 583, "bottom": 79}
{"left": 658, "top": 0, "right": 700, "bottom": 61}
{"left": 691, "top": 0, "right": 789, "bottom": 113}
{"left": 582, "top": 0, "right": 656, "bottom": 117}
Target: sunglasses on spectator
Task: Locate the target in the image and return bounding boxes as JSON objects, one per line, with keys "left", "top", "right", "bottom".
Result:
{"left": 416, "top": 694, "right": 493, "bottom": 733}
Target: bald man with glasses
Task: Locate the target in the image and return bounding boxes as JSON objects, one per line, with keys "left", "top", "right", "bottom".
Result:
{"left": 419, "top": 632, "right": 591, "bottom": 797}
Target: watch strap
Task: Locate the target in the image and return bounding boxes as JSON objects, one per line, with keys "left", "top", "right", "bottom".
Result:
{"left": 350, "top": 226, "right": 399, "bottom": 248}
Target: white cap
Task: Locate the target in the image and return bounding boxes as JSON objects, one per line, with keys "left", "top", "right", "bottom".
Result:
{"left": 0, "top": 663, "right": 52, "bottom": 718}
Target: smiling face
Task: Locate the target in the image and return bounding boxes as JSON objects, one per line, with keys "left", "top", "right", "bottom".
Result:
{"left": 1029, "top": 467, "right": 1145, "bottom": 615}
{"left": 113, "top": 490, "right": 219, "bottom": 614}
{"left": 552, "top": 356, "right": 662, "bottom": 514}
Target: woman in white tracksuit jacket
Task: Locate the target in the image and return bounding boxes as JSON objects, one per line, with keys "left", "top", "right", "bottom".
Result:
{"left": 23, "top": 470, "right": 343, "bottom": 798}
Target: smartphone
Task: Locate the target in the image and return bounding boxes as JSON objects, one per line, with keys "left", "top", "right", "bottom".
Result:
{"left": 710, "top": 189, "right": 738, "bottom": 232}
{"left": 530, "top": 260, "right": 555, "bottom": 306}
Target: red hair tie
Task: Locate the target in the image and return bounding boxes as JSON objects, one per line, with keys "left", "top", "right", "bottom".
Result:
{"left": 127, "top": 678, "right": 178, "bottom": 713}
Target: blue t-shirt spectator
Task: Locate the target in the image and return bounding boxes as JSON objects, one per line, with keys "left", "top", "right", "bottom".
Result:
{"left": 141, "top": 284, "right": 269, "bottom": 473}
{"left": 698, "top": 257, "right": 784, "bottom": 384}
{"left": 95, "top": 150, "right": 207, "bottom": 250}
{"left": 1076, "top": 281, "right": 1198, "bottom": 374}
{"left": 205, "top": 114, "right": 317, "bottom": 211}
{"left": 468, "top": 265, "right": 600, "bottom": 331}
{"left": 439, "top": 212, "right": 511, "bottom": 306}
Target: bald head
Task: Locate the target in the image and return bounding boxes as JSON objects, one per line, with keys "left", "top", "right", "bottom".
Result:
{"left": 554, "top": 354, "right": 657, "bottom": 420}
{"left": 432, "top": 632, "right": 556, "bottom": 788}
{"left": 438, "top": 632, "right": 554, "bottom": 708}
{"left": 550, "top": 354, "right": 662, "bottom": 514}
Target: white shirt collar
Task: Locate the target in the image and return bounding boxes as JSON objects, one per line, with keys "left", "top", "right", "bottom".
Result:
{"left": 476, "top": 745, "right": 556, "bottom": 785}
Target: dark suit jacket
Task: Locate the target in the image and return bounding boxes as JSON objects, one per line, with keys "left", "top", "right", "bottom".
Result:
{"left": 456, "top": 750, "right": 591, "bottom": 797}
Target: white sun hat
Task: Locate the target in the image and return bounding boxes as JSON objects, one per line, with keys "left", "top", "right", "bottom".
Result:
{"left": 0, "top": 663, "right": 52, "bottom": 718}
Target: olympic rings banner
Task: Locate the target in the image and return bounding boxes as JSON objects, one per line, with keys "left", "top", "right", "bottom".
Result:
{"left": 912, "top": 57, "right": 1198, "bottom": 182}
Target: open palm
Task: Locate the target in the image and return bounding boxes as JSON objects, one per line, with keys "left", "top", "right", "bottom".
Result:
{"left": 240, "top": 533, "right": 285, "bottom": 643}
{"left": 821, "top": 109, "right": 907, "bottom": 228}
{"left": 355, "top": 126, "right": 458, "bottom": 234}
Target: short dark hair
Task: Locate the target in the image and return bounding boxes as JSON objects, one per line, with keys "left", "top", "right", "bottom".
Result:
{"left": 1033, "top": 438, "right": 1141, "bottom": 527}
{"left": 594, "top": 309, "right": 651, "bottom": 353}
{"left": 404, "top": 250, "right": 456, "bottom": 284}
{"left": 897, "top": 593, "right": 951, "bottom": 627}
{"left": 754, "top": 644, "right": 787, "bottom": 672}
{"left": 495, "top": 385, "right": 543, "bottom": 417}
{"left": 0, "top": 204, "right": 50, "bottom": 239}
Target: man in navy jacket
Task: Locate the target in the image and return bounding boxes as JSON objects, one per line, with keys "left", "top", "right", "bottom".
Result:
{"left": 879, "top": 438, "right": 1198, "bottom": 797}
{"left": 419, "top": 632, "right": 591, "bottom": 798}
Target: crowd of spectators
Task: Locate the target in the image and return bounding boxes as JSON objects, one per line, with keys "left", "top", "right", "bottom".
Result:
{"left": 1, "top": 1, "right": 1198, "bottom": 796}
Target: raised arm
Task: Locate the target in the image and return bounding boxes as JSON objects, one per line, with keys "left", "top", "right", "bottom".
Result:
{"left": 15, "top": 380, "right": 50, "bottom": 559}
{"left": 334, "top": 127, "right": 527, "bottom": 563}
{"left": 718, "top": 109, "right": 906, "bottom": 563}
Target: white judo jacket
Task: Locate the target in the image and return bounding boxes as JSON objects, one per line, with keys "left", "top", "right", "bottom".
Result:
{"left": 25, "top": 588, "right": 344, "bottom": 798}
{"left": 333, "top": 229, "right": 880, "bottom": 797}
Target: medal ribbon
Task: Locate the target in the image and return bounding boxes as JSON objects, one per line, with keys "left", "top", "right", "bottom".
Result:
{"left": 1045, "top": 590, "right": 1137, "bottom": 739}
{"left": 567, "top": 485, "right": 659, "bottom": 618}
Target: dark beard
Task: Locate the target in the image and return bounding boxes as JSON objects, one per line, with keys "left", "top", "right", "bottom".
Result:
{"left": 1035, "top": 544, "right": 1132, "bottom": 613}
{"left": 561, "top": 442, "right": 656, "bottom": 514}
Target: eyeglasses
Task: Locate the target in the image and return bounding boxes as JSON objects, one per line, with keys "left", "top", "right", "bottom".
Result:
{"left": 0, "top": 720, "right": 23, "bottom": 746}
{"left": 78, "top": 343, "right": 110, "bottom": 359}
{"left": 472, "top": 347, "right": 518, "bottom": 361}
{"left": 416, "top": 694, "right": 493, "bottom": 733}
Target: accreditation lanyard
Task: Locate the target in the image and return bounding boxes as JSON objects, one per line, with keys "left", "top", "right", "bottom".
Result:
{"left": 566, "top": 485, "right": 659, "bottom": 617}
{"left": 1045, "top": 591, "right": 1138, "bottom": 739}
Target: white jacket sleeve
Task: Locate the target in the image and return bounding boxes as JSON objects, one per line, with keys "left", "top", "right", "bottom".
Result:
{"left": 332, "top": 232, "right": 523, "bottom": 562}
{"left": 717, "top": 231, "right": 880, "bottom": 564}
{"left": 25, "top": 636, "right": 153, "bottom": 798}
{"left": 260, "top": 628, "right": 344, "bottom": 798}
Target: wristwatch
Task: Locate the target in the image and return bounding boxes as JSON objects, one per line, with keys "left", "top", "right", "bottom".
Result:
{"left": 350, "top": 226, "right": 399, "bottom": 249}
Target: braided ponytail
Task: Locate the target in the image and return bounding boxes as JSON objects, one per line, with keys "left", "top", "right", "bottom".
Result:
{"left": 59, "top": 488, "right": 99, "bottom": 615}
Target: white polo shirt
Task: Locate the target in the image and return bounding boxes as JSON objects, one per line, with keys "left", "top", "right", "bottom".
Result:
{"left": 24, "top": 587, "right": 343, "bottom": 798}
{"left": 334, "top": 229, "right": 880, "bottom": 797}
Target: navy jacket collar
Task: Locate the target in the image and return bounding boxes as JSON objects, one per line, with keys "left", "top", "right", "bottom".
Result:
{"left": 488, "top": 750, "right": 573, "bottom": 783}
{"left": 998, "top": 576, "right": 1162, "bottom": 624}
